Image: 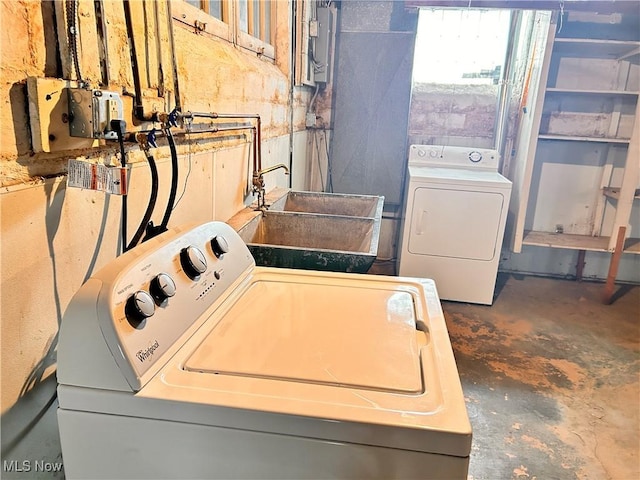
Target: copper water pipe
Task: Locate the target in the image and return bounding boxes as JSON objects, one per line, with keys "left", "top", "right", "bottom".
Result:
{"left": 182, "top": 112, "right": 262, "bottom": 174}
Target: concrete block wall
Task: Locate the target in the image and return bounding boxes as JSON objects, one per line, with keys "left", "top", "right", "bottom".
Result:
{"left": 408, "top": 83, "right": 499, "bottom": 148}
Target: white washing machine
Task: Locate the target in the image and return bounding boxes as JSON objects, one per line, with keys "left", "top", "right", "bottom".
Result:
{"left": 57, "top": 221, "right": 471, "bottom": 479}
{"left": 398, "top": 145, "right": 512, "bottom": 305}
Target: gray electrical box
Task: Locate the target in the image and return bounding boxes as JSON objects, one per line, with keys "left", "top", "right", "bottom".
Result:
{"left": 68, "top": 89, "right": 124, "bottom": 140}
{"left": 314, "top": 7, "right": 333, "bottom": 83}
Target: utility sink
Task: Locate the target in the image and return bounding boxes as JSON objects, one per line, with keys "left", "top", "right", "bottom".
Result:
{"left": 237, "top": 211, "right": 380, "bottom": 273}
{"left": 232, "top": 190, "right": 384, "bottom": 273}
{"left": 269, "top": 190, "right": 384, "bottom": 218}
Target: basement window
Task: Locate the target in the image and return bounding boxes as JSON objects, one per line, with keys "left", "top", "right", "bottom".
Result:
{"left": 178, "top": 0, "right": 275, "bottom": 59}
{"left": 185, "top": 0, "right": 223, "bottom": 20}
{"left": 413, "top": 8, "right": 511, "bottom": 85}
{"left": 238, "top": 0, "right": 272, "bottom": 46}
{"left": 236, "top": 0, "right": 274, "bottom": 58}
{"left": 409, "top": 8, "right": 512, "bottom": 146}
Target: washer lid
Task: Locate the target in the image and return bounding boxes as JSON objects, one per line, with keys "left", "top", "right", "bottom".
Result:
{"left": 409, "top": 165, "right": 512, "bottom": 189}
{"left": 184, "top": 280, "right": 424, "bottom": 393}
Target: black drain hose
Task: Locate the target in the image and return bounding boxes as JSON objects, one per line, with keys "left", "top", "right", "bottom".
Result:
{"left": 143, "top": 126, "right": 178, "bottom": 241}
{"left": 160, "top": 127, "right": 179, "bottom": 231}
{"left": 126, "top": 150, "right": 159, "bottom": 250}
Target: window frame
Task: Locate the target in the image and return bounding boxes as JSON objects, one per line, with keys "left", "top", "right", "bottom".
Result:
{"left": 173, "top": 0, "right": 232, "bottom": 42}
{"left": 175, "top": 0, "right": 275, "bottom": 60}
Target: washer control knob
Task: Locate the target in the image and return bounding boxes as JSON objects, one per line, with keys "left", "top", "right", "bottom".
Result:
{"left": 469, "top": 151, "right": 483, "bottom": 163}
{"left": 211, "top": 235, "right": 229, "bottom": 258}
{"left": 150, "top": 273, "right": 176, "bottom": 305}
{"left": 180, "top": 246, "right": 207, "bottom": 280}
{"left": 125, "top": 291, "right": 155, "bottom": 327}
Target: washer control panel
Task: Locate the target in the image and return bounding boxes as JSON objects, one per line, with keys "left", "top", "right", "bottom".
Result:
{"left": 409, "top": 144, "right": 500, "bottom": 170}
{"left": 95, "top": 221, "right": 255, "bottom": 389}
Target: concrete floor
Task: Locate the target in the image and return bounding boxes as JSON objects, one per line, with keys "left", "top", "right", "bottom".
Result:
{"left": 2, "top": 273, "right": 638, "bottom": 479}
{"left": 444, "top": 273, "right": 640, "bottom": 480}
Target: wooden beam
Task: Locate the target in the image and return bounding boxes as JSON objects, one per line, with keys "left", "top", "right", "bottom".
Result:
{"left": 602, "top": 225, "right": 627, "bottom": 304}
{"left": 404, "top": 1, "right": 640, "bottom": 14}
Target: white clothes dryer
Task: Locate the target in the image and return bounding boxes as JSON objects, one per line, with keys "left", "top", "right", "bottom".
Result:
{"left": 57, "top": 221, "right": 472, "bottom": 479}
{"left": 398, "top": 145, "right": 512, "bottom": 305}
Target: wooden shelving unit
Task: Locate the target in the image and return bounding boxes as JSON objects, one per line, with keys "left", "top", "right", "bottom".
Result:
{"left": 545, "top": 88, "right": 640, "bottom": 96}
{"left": 510, "top": 11, "right": 640, "bottom": 298}
{"left": 537, "top": 134, "right": 631, "bottom": 143}
{"left": 522, "top": 231, "right": 610, "bottom": 252}
{"left": 624, "top": 237, "right": 640, "bottom": 254}
{"left": 553, "top": 38, "right": 640, "bottom": 58}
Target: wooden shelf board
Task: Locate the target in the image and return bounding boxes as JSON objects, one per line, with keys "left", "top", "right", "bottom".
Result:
{"left": 603, "top": 187, "right": 640, "bottom": 200}
{"left": 538, "top": 134, "right": 631, "bottom": 144}
{"left": 546, "top": 88, "right": 639, "bottom": 96}
{"left": 603, "top": 187, "right": 621, "bottom": 199}
{"left": 618, "top": 46, "right": 640, "bottom": 62}
{"left": 554, "top": 38, "right": 640, "bottom": 58}
{"left": 522, "top": 231, "right": 610, "bottom": 251}
{"left": 624, "top": 238, "right": 640, "bottom": 254}
{"left": 523, "top": 231, "right": 640, "bottom": 255}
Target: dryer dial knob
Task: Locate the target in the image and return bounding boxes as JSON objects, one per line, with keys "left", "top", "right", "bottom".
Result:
{"left": 180, "top": 246, "right": 207, "bottom": 280}
{"left": 211, "top": 235, "right": 230, "bottom": 258}
{"left": 469, "top": 151, "right": 483, "bottom": 163}
{"left": 125, "top": 291, "right": 155, "bottom": 327}
{"left": 150, "top": 273, "right": 176, "bottom": 305}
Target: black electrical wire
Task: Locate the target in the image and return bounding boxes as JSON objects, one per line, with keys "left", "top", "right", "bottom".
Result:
{"left": 160, "top": 127, "right": 179, "bottom": 231}
{"left": 66, "top": 0, "right": 83, "bottom": 84}
{"left": 113, "top": 121, "right": 129, "bottom": 253}
{"left": 126, "top": 151, "right": 159, "bottom": 250}
{"left": 173, "top": 130, "right": 193, "bottom": 210}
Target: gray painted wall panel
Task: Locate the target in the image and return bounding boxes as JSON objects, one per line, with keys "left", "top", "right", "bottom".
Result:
{"left": 330, "top": 31, "right": 415, "bottom": 205}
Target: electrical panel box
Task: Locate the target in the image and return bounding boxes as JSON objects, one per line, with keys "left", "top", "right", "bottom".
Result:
{"left": 68, "top": 89, "right": 124, "bottom": 140}
{"left": 314, "top": 7, "right": 334, "bottom": 84}
{"left": 26, "top": 77, "right": 99, "bottom": 153}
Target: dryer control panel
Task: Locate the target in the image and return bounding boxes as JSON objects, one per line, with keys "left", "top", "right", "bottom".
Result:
{"left": 409, "top": 145, "right": 500, "bottom": 171}
{"left": 58, "top": 222, "right": 255, "bottom": 392}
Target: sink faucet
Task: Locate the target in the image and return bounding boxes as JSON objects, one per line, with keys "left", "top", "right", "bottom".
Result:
{"left": 252, "top": 163, "right": 290, "bottom": 210}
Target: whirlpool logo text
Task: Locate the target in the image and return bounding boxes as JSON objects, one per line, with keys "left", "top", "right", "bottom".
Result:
{"left": 136, "top": 340, "right": 160, "bottom": 363}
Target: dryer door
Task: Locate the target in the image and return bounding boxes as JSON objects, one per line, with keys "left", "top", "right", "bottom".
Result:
{"left": 408, "top": 187, "right": 504, "bottom": 261}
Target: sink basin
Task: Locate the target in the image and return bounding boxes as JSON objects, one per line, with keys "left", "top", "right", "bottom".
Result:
{"left": 230, "top": 189, "right": 385, "bottom": 273}
{"left": 269, "top": 191, "right": 384, "bottom": 218}
{"left": 237, "top": 211, "right": 380, "bottom": 273}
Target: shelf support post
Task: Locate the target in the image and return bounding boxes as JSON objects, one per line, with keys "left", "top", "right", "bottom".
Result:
{"left": 607, "top": 101, "right": 639, "bottom": 251}
{"left": 575, "top": 250, "right": 586, "bottom": 281}
{"left": 602, "top": 226, "right": 626, "bottom": 304}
